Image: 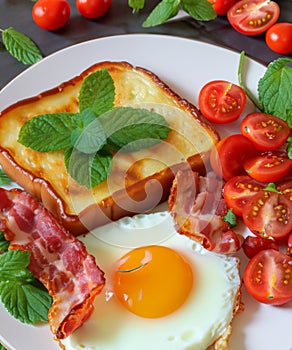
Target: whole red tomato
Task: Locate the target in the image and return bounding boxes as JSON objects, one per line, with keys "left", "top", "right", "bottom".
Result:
{"left": 32, "top": 0, "right": 70, "bottom": 31}
{"left": 266, "top": 22, "right": 292, "bottom": 55}
{"left": 76, "top": 0, "right": 112, "bottom": 19}
{"left": 209, "top": 0, "right": 235, "bottom": 15}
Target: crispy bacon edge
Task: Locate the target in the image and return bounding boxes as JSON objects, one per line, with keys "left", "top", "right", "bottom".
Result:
{"left": 168, "top": 169, "right": 243, "bottom": 254}
{"left": 0, "top": 188, "right": 105, "bottom": 339}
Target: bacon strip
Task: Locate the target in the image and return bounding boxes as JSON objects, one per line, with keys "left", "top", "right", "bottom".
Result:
{"left": 168, "top": 170, "right": 242, "bottom": 254}
{"left": 0, "top": 188, "right": 105, "bottom": 339}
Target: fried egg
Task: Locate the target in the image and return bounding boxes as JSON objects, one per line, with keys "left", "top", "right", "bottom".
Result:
{"left": 60, "top": 211, "right": 241, "bottom": 350}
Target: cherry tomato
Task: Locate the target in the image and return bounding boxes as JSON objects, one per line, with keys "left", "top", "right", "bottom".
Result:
{"left": 242, "top": 189, "right": 292, "bottom": 240}
{"left": 266, "top": 22, "right": 292, "bottom": 55}
{"left": 277, "top": 179, "right": 292, "bottom": 201}
{"left": 244, "top": 151, "right": 292, "bottom": 183}
{"left": 227, "top": 0, "right": 280, "bottom": 36}
{"left": 210, "top": 134, "right": 257, "bottom": 180}
{"left": 76, "top": 0, "right": 112, "bottom": 19}
{"left": 32, "top": 0, "right": 70, "bottom": 31}
{"left": 242, "top": 235, "right": 278, "bottom": 259}
{"left": 198, "top": 80, "right": 246, "bottom": 124}
{"left": 223, "top": 175, "right": 265, "bottom": 216}
{"left": 240, "top": 112, "right": 291, "bottom": 151}
{"left": 209, "top": 0, "right": 235, "bottom": 15}
{"left": 244, "top": 249, "right": 292, "bottom": 305}
{"left": 288, "top": 232, "right": 292, "bottom": 256}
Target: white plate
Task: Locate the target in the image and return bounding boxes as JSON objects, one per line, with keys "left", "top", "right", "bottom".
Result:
{"left": 0, "top": 34, "right": 291, "bottom": 350}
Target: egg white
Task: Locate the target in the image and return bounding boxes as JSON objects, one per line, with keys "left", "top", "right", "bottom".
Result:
{"left": 60, "top": 211, "right": 240, "bottom": 350}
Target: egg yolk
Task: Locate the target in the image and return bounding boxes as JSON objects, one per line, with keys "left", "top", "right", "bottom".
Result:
{"left": 111, "top": 245, "right": 193, "bottom": 318}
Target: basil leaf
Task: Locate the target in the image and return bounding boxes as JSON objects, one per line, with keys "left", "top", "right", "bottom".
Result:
{"left": 65, "top": 148, "right": 112, "bottom": 188}
{"left": 0, "top": 232, "right": 9, "bottom": 252}
{"left": 142, "top": 0, "right": 180, "bottom": 27}
{"left": 18, "top": 112, "right": 79, "bottom": 152}
{"left": 0, "top": 169, "right": 12, "bottom": 186}
{"left": 128, "top": 0, "right": 145, "bottom": 12}
{"left": 181, "top": 0, "right": 216, "bottom": 21}
{"left": 79, "top": 69, "right": 115, "bottom": 116}
{"left": 1, "top": 27, "right": 42, "bottom": 65}
{"left": 99, "top": 107, "right": 171, "bottom": 152}
{"left": 258, "top": 58, "right": 292, "bottom": 126}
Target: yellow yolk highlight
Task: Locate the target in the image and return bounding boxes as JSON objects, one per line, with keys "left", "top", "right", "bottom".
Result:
{"left": 112, "top": 245, "right": 194, "bottom": 318}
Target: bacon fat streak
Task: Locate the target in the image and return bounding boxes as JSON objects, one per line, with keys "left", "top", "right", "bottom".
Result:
{"left": 168, "top": 170, "right": 242, "bottom": 254}
{"left": 0, "top": 188, "right": 105, "bottom": 339}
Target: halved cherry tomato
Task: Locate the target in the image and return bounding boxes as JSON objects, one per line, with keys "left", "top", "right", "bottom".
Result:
{"left": 244, "top": 151, "right": 292, "bottom": 183}
{"left": 242, "top": 189, "right": 292, "bottom": 240}
{"left": 266, "top": 22, "right": 292, "bottom": 55}
{"left": 198, "top": 80, "right": 246, "bottom": 124}
{"left": 240, "top": 112, "right": 291, "bottom": 151}
{"left": 223, "top": 175, "right": 265, "bottom": 216}
{"left": 32, "top": 0, "right": 70, "bottom": 31}
{"left": 244, "top": 249, "right": 292, "bottom": 305}
{"left": 227, "top": 0, "right": 280, "bottom": 36}
{"left": 76, "top": 0, "right": 112, "bottom": 19}
{"left": 288, "top": 233, "right": 292, "bottom": 256}
{"left": 210, "top": 134, "right": 257, "bottom": 180}
{"left": 277, "top": 179, "right": 292, "bottom": 201}
{"left": 209, "top": 0, "right": 235, "bottom": 15}
{"left": 242, "top": 235, "right": 278, "bottom": 259}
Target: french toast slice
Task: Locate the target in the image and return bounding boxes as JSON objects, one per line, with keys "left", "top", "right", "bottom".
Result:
{"left": 0, "top": 61, "right": 219, "bottom": 235}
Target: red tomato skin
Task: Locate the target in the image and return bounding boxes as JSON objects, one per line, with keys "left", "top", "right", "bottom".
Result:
{"left": 209, "top": 0, "right": 235, "bottom": 15}
{"left": 240, "top": 112, "right": 291, "bottom": 151}
{"left": 244, "top": 249, "right": 292, "bottom": 305}
{"left": 227, "top": 0, "right": 280, "bottom": 36}
{"left": 242, "top": 190, "right": 292, "bottom": 240}
{"left": 244, "top": 151, "right": 292, "bottom": 183}
{"left": 198, "top": 80, "right": 246, "bottom": 124}
{"left": 76, "top": 0, "right": 112, "bottom": 19}
{"left": 210, "top": 134, "right": 257, "bottom": 180}
{"left": 242, "top": 235, "right": 278, "bottom": 259}
{"left": 223, "top": 175, "right": 265, "bottom": 216}
{"left": 266, "top": 22, "right": 292, "bottom": 55}
{"left": 32, "top": 0, "right": 70, "bottom": 31}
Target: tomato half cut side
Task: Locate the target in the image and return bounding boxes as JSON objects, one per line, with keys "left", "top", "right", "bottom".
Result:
{"left": 198, "top": 80, "right": 246, "bottom": 124}
{"left": 227, "top": 0, "right": 280, "bottom": 36}
{"left": 242, "top": 235, "right": 279, "bottom": 259}
{"left": 223, "top": 175, "right": 265, "bottom": 216}
{"left": 244, "top": 249, "right": 292, "bottom": 305}
{"left": 244, "top": 151, "right": 292, "bottom": 183}
{"left": 210, "top": 134, "right": 257, "bottom": 180}
{"left": 242, "top": 190, "right": 292, "bottom": 240}
{"left": 240, "top": 112, "right": 291, "bottom": 151}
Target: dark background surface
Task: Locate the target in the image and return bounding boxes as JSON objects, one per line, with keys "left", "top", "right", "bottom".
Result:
{"left": 0, "top": 0, "right": 291, "bottom": 91}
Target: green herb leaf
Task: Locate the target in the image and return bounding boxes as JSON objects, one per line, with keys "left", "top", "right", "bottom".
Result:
{"left": 1, "top": 27, "right": 42, "bottom": 65}
{"left": 0, "top": 169, "right": 12, "bottom": 186}
{"left": 18, "top": 113, "right": 79, "bottom": 152}
{"left": 79, "top": 69, "right": 115, "bottom": 116}
{"left": 258, "top": 58, "right": 292, "bottom": 126}
{"left": 264, "top": 182, "right": 282, "bottom": 194}
{"left": 0, "top": 232, "right": 9, "bottom": 252}
{"left": 142, "top": 0, "right": 180, "bottom": 27}
{"left": 223, "top": 208, "right": 237, "bottom": 228}
{"left": 181, "top": 0, "right": 216, "bottom": 21}
{"left": 0, "top": 250, "right": 52, "bottom": 324}
{"left": 128, "top": 0, "right": 145, "bottom": 12}
{"left": 65, "top": 148, "right": 113, "bottom": 188}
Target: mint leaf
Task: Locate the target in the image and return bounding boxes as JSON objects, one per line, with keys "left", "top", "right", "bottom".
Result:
{"left": 143, "top": 0, "right": 180, "bottom": 27}
{"left": 0, "top": 250, "right": 52, "bottom": 324}
{"left": 264, "top": 182, "right": 282, "bottom": 194}
{"left": 65, "top": 148, "right": 112, "bottom": 188}
{"left": 181, "top": 0, "right": 216, "bottom": 21}
{"left": 18, "top": 112, "right": 79, "bottom": 152}
{"left": 0, "top": 169, "right": 12, "bottom": 186}
{"left": 99, "top": 107, "right": 171, "bottom": 152}
{"left": 79, "top": 69, "right": 115, "bottom": 116}
{"left": 0, "top": 232, "right": 9, "bottom": 252}
{"left": 258, "top": 58, "right": 292, "bottom": 126}
{"left": 0, "top": 344, "right": 7, "bottom": 350}
{"left": 1, "top": 27, "right": 42, "bottom": 65}
{"left": 128, "top": 0, "right": 145, "bottom": 12}
{"left": 223, "top": 208, "right": 237, "bottom": 228}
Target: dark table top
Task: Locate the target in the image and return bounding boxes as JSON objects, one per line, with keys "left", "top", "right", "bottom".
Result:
{"left": 0, "top": 0, "right": 291, "bottom": 92}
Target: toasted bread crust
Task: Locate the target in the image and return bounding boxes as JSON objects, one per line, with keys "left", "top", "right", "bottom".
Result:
{"left": 0, "top": 61, "right": 219, "bottom": 235}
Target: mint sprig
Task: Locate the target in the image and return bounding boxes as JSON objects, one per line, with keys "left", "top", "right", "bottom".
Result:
{"left": 1, "top": 27, "right": 42, "bottom": 65}
{"left": 18, "top": 69, "right": 171, "bottom": 189}
{"left": 0, "top": 249, "right": 52, "bottom": 324}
